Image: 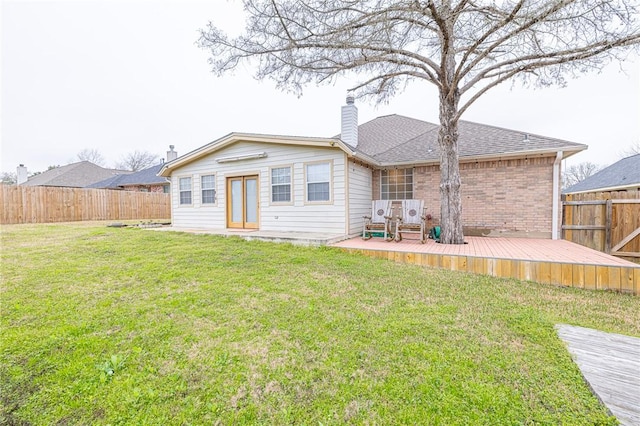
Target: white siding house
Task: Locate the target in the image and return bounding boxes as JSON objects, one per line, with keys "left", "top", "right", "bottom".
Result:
{"left": 160, "top": 134, "right": 370, "bottom": 237}
{"left": 159, "top": 96, "right": 587, "bottom": 240}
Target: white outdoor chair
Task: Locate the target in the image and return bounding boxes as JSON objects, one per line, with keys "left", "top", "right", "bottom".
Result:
{"left": 394, "top": 199, "right": 427, "bottom": 243}
{"left": 362, "top": 200, "right": 393, "bottom": 241}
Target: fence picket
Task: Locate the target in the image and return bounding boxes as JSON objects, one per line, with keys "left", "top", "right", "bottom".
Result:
{"left": 0, "top": 186, "right": 171, "bottom": 224}
{"left": 562, "top": 190, "right": 640, "bottom": 263}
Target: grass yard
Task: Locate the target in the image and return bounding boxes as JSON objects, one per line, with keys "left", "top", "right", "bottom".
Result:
{"left": 1, "top": 223, "right": 639, "bottom": 425}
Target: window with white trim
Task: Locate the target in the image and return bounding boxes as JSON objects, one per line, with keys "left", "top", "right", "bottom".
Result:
{"left": 271, "top": 167, "right": 291, "bottom": 203}
{"left": 381, "top": 168, "right": 413, "bottom": 200}
{"left": 201, "top": 175, "right": 216, "bottom": 204}
{"left": 306, "top": 162, "right": 331, "bottom": 202}
{"left": 179, "top": 177, "right": 192, "bottom": 205}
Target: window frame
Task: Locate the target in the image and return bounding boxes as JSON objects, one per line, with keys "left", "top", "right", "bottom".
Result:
{"left": 200, "top": 174, "right": 217, "bottom": 205}
{"left": 304, "top": 160, "right": 333, "bottom": 204}
{"left": 270, "top": 165, "right": 293, "bottom": 205}
{"left": 380, "top": 168, "right": 414, "bottom": 200}
{"left": 178, "top": 176, "right": 193, "bottom": 206}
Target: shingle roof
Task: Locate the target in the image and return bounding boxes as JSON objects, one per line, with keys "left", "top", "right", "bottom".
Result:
{"left": 22, "top": 161, "right": 130, "bottom": 188}
{"left": 351, "top": 115, "right": 439, "bottom": 156}
{"left": 86, "top": 174, "right": 124, "bottom": 189}
{"left": 339, "top": 114, "right": 587, "bottom": 165}
{"left": 88, "top": 164, "right": 168, "bottom": 189}
{"left": 563, "top": 154, "right": 640, "bottom": 194}
{"left": 162, "top": 112, "right": 588, "bottom": 176}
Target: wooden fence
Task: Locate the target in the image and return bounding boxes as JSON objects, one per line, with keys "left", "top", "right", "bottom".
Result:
{"left": 562, "top": 190, "right": 640, "bottom": 263}
{"left": 1, "top": 185, "right": 171, "bottom": 224}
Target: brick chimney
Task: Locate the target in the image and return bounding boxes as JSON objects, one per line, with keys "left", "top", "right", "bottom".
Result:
{"left": 166, "top": 145, "right": 177, "bottom": 162}
{"left": 341, "top": 93, "right": 358, "bottom": 148}
{"left": 16, "top": 164, "right": 28, "bottom": 185}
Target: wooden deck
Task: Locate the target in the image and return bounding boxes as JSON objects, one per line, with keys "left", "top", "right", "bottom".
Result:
{"left": 332, "top": 236, "right": 640, "bottom": 295}
{"left": 556, "top": 325, "right": 640, "bottom": 426}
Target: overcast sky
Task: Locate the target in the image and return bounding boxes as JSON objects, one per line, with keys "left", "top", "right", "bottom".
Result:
{"left": 2, "top": 1, "right": 639, "bottom": 175}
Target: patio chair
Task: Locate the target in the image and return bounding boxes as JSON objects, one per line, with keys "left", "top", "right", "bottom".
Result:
{"left": 362, "top": 200, "right": 393, "bottom": 241}
{"left": 394, "top": 199, "right": 427, "bottom": 243}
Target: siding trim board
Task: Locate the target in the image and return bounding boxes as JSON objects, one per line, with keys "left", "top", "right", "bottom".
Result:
{"left": 344, "top": 155, "right": 350, "bottom": 235}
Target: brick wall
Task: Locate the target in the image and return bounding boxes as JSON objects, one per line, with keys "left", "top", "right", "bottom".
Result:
{"left": 373, "top": 156, "right": 556, "bottom": 238}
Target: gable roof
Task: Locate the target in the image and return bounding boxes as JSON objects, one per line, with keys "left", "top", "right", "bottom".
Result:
{"left": 88, "top": 164, "right": 168, "bottom": 189}
{"left": 160, "top": 114, "right": 587, "bottom": 176}
{"left": 344, "top": 115, "right": 587, "bottom": 165}
{"left": 21, "top": 161, "right": 131, "bottom": 188}
{"left": 159, "top": 133, "right": 356, "bottom": 177}
{"left": 563, "top": 154, "right": 640, "bottom": 194}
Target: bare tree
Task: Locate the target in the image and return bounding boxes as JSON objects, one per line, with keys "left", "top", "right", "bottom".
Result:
{"left": 562, "top": 162, "right": 601, "bottom": 189}
{"left": 1, "top": 172, "right": 17, "bottom": 185}
{"left": 199, "top": 1, "right": 640, "bottom": 243}
{"left": 77, "top": 148, "right": 106, "bottom": 166}
{"left": 619, "top": 141, "right": 640, "bottom": 158}
{"left": 29, "top": 165, "right": 60, "bottom": 177}
{"left": 116, "top": 150, "right": 159, "bottom": 172}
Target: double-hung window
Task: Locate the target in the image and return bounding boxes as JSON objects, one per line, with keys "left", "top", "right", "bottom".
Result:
{"left": 306, "top": 162, "right": 331, "bottom": 202}
{"left": 381, "top": 168, "right": 413, "bottom": 200}
{"left": 201, "top": 175, "right": 216, "bottom": 204}
{"left": 271, "top": 167, "right": 291, "bottom": 203}
{"left": 179, "top": 177, "right": 192, "bottom": 205}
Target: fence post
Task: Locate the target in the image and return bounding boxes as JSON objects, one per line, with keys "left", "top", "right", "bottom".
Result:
{"left": 604, "top": 199, "right": 612, "bottom": 254}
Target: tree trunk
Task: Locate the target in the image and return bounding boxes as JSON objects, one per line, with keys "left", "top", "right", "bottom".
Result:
{"left": 438, "top": 88, "right": 465, "bottom": 244}
{"left": 436, "top": 2, "right": 465, "bottom": 245}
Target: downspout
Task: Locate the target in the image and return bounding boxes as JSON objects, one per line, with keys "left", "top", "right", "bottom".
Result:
{"left": 551, "top": 151, "right": 563, "bottom": 240}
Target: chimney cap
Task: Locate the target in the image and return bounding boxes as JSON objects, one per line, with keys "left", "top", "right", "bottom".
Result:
{"left": 169, "top": 145, "right": 175, "bottom": 150}
{"left": 19, "top": 164, "right": 24, "bottom": 167}
{"left": 346, "top": 92, "right": 355, "bottom": 105}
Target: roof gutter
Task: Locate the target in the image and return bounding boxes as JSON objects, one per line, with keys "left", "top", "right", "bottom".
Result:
{"left": 564, "top": 182, "right": 640, "bottom": 195}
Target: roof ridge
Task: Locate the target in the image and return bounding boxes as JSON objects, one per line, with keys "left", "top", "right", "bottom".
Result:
{"left": 458, "top": 120, "right": 584, "bottom": 146}
{"left": 621, "top": 152, "right": 640, "bottom": 160}
{"left": 357, "top": 113, "right": 436, "bottom": 128}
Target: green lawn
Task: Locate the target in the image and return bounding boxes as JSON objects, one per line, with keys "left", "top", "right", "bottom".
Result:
{"left": 1, "top": 223, "right": 638, "bottom": 425}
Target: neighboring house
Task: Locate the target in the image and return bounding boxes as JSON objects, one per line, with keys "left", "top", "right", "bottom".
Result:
{"left": 563, "top": 154, "right": 640, "bottom": 194}
{"left": 88, "top": 164, "right": 170, "bottom": 193}
{"left": 159, "top": 96, "right": 587, "bottom": 239}
{"left": 19, "top": 161, "right": 131, "bottom": 188}
{"left": 89, "top": 146, "right": 176, "bottom": 193}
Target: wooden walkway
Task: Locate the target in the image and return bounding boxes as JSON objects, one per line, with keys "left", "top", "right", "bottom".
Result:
{"left": 556, "top": 325, "right": 640, "bottom": 426}
{"left": 333, "top": 236, "right": 640, "bottom": 295}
